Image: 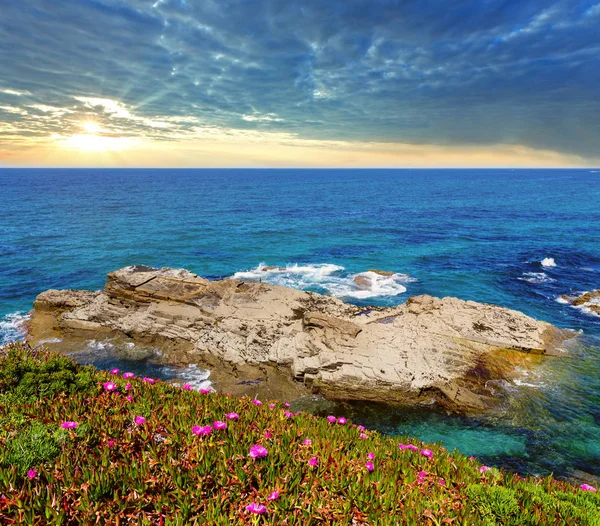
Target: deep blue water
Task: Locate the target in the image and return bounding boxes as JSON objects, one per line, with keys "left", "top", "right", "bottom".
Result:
{"left": 1, "top": 168, "right": 600, "bottom": 480}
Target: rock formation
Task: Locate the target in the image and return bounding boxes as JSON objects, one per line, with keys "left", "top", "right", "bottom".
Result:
{"left": 27, "top": 265, "right": 570, "bottom": 413}
{"left": 561, "top": 290, "right": 600, "bottom": 316}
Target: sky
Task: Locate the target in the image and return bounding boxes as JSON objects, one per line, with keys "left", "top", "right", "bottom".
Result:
{"left": 1, "top": 0, "right": 599, "bottom": 168}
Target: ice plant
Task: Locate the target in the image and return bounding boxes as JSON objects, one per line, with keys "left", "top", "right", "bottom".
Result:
{"left": 309, "top": 456, "right": 318, "bottom": 467}
{"left": 284, "top": 402, "right": 291, "bottom": 408}
{"left": 246, "top": 503, "right": 267, "bottom": 514}
{"left": 265, "top": 431, "right": 272, "bottom": 439}
{"left": 284, "top": 411, "right": 293, "bottom": 418}
{"left": 421, "top": 449, "right": 434, "bottom": 459}
{"left": 327, "top": 415, "right": 336, "bottom": 423}
{"left": 480, "top": 466, "right": 491, "bottom": 473}
{"left": 61, "top": 421, "right": 78, "bottom": 429}
{"left": 225, "top": 412, "right": 239, "bottom": 421}
{"left": 267, "top": 491, "right": 279, "bottom": 501}
{"left": 360, "top": 433, "right": 368, "bottom": 439}
{"left": 200, "top": 387, "right": 211, "bottom": 394}
{"left": 213, "top": 420, "right": 227, "bottom": 430}
{"left": 302, "top": 439, "right": 312, "bottom": 445}
{"left": 580, "top": 484, "right": 597, "bottom": 492}
{"left": 126, "top": 395, "right": 133, "bottom": 402}
{"left": 27, "top": 469, "right": 37, "bottom": 480}
{"left": 192, "top": 425, "right": 212, "bottom": 436}
{"left": 253, "top": 399, "right": 262, "bottom": 406}
{"left": 125, "top": 383, "right": 131, "bottom": 391}
{"left": 337, "top": 417, "right": 347, "bottom": 425}
{"left": 269, "top": 403, "right": 275, "bottom": 409}
{"left": 107, "top": 439, "right": 115, "bottom": 447}
{"left": 135, "top": 416, "right": 146, "bottom": 425}
{"left": 249, "top": 445, "right": 268, "bottom": 459}
{"left": 366, "top": 461, "right": 374, "bottom": 472}
{"left": 110, "top": 368, "right": 119, "bottom": 375}
{"left": 142, "top": 377, "right": 155, "bottom": 384}
{"left": 182, "top": 383, "right": 192, "bottom": 390}
{"left": 123, "top": 372, "right": 135, "bottom": 379}
{"left": 103, "top": 381, "right": 116, "bottom": 392}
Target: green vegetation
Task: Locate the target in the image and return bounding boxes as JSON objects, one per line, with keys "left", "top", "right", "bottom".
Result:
{"left": 0, "top": 342, "right": 598, "bottom": 525}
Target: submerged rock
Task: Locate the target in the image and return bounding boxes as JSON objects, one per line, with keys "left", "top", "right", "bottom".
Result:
{"left": 27, "top": 266, "right": 570, "bottom": 413}
{"left": 561, "top": 290, "right": 600, "bottom": 316}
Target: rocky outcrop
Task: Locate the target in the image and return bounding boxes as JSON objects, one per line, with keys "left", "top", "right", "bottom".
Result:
{"left": 561, "top": 290, "right": 600, "bottom": 316}
{"left": 27, "top": 265, "right": 570, "bottom": 413}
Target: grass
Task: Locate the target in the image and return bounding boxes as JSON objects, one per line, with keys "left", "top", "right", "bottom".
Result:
{"left": 0, "top": 342, "right": 599, "bottom": 525}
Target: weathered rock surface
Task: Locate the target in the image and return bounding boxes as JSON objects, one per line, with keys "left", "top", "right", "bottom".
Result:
{"left": 27, "top": 265, "right": 570, "bottom": 412}
{"left": 561, "top": 290, "right": 600, "bottom": 316}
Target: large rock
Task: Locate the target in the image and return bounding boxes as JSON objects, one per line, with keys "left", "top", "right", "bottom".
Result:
{"left": 27, "top": 266, "right": 570, "bottom": 413}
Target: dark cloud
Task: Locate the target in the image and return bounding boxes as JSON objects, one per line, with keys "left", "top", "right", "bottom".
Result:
{"left": 0, "top": 0, "right": 599, "bottom": 157}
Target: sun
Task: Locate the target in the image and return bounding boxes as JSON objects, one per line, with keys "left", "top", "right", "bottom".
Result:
{"left": 82, "top": 121, "right": 100, "bottom": 133}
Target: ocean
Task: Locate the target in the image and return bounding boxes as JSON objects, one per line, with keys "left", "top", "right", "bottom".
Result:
{"left": 1, "top": 168, "right": 599, "bottom": 480}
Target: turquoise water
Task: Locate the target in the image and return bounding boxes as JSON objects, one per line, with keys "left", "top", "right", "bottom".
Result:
{"left": 1, "top": 168, "right": 599, "bottom": 479}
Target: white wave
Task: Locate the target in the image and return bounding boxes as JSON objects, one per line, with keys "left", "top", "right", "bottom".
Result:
{"left": 519, "top": 272, "right": 555, "bottom": 284}
{"left": 559, "top": 292, "right": 600, "bottom": 318}
{"left": 0, "top": 311, "right": 29, "bottom": 346}
{"left": 168, "top": 363, "right": 212, "bottom": 391}
{"left": 541, "top": 257, "right": 557, "bottom": 268}
{"left": 233, "top": 263, "right": 414, "bottom": 300}
{"left": 555, "top": 296, "right": 570, "bottom": 304}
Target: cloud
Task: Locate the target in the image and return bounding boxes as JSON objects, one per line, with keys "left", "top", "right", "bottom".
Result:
{"left": 0, "top": 0, "right": 599, "bottom": 164}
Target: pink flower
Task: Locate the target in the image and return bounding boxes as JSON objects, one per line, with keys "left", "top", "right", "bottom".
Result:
{"left": 246, "top": 503, "right": 267, "bottom": 514}
{"left": 418, "top": 471, "right": 427, "bottom": 478}
{"left": 123, "top": 372, "right": 134, "bottom": 379}
{"left": 213, "top": 421, "right": 227, "bottom": 430}
{"left": 200, "top": 387, "right": 211, "bottom": 394}
{"left": 61, "top": 421, "right": 78, "bottom": 429}
{"left": 407, "top": 444, "right": 419, "bottom": 452}
{"left": 103, "top": 381, "right": 116, "bottom": 392}
{"left": 284, "top": 411, "right": 294, "bottom": 418}
{"left": 337, "top": 417, "right": 347, "bottom": 425}
{"left": 357, "top": 425, "right": 366, "bottom": 432}
{"left": 365, "top": 461, "right": 374, "bottom": 472}
{"left": 110, "top": 368, "right": 120, "bottom": 375}
{"left": 107, "top": 439, "right": 115, "bottom": 447}
{"left": 126, "top": 395, "right": 133, "bottom": 402}
{"left": 480, "top": 465, "right": 491, "bottom": 473}
{"left": 302, "top": 439, "right": 312, "bottom": 446}
{"left": 249, "top": 444, "right": 268, "bottom": 459}
{"left": 135, "top": 416, "right": 146, "bottom": 425}
{"left": 421, "top": 449, "right": 434, "bottom": 459}
{"left": 469, "top": 456, "right": 475, "bottom": 461}
{"left": 308, "top": 456, "right": 318, "bottom": 467}
{"left": 182, "top": 383, "right": 192, "bottom": 390}
{"left": 359, "top": 433, "right": 368, "bottom": 439}
{"left": 269, "top": 403, "right": 275, "bottom": 409}
{"left": 142, "top": 377, "right": 155, "bottom": 384}
{"left": 284, "top": 402, "right": 291, "bottom": 408}
{"left": 27, "top": 469, "right": 37, "bottom": 480}
{"left": 367, "top": 452, "right": 375, "bottom": 460}
{"left": 125, "top": 383, "right": 131, "bottom": 391}
{"left": 265, "top": 431, "right": 272, "bottom": 439}
{"left": 439, "top": 479, "right": 446, "bottom": 486}
{"left": 226, "top": 412, "right": 239, "bottom": 421}
{"left": 253, "top": 399, "right": 262, "bottom": 406}
{"left": 580, "top": 484, "right": 597, "bottom": 492}
{"left": 327, "top": 415, "right": 336, "bottom": 423}
{"left": 192, "top": 425, "right": 212, "bottom": 436}
{"left": 267, "top": 491, "right": 279, "bottom": 501}
{"left": 398, "top": 443, "right": 408, "bottom": 450}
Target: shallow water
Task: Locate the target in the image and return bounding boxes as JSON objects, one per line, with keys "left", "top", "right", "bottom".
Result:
{"left": 1, "top": 168, "right": 599, "bottom": 479}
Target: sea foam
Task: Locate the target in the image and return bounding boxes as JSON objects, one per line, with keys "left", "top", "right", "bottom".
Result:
{"left": 0, "top": 311, "right": 29, "bottom": 346}
{"left": 233, "top": 263, "right": 413, "bottom": 300}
